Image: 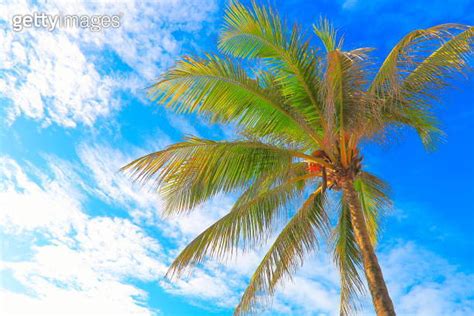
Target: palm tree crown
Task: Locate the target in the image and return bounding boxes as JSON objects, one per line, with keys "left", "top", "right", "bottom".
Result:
{"left": 123, "top": 1, "right": 473, "bottom": 315}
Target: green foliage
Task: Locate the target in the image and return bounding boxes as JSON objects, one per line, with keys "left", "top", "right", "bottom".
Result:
{"left": 321, "top": 48, "right": 377, "bottom": 155}
{"left": 313, "top": 17, "right": 343, "bottom": 52}
{"left": 370, "top": 24, "right": 473, "bottom": 148}
{"left": 235, "top": 188, "right": 329, "bottom": 315}
{"left": 331, "top": 172, "right": 391, "bottom": 315}
{"left": 167, "top": 163, "right": 312, "bottom": 278}
{"left": 124, "top": 1, "right": 473, "bottom": 315}
{"left": 149, "top": 55, "right": 320, "bottom": 146}
{"left": 122, "top": 137, "right": 302, "bottom": 214}
{"left": 354, "top": 172, "right": 392, "bottom": 245}
{"left": 333, "top": 200, "right": 365, "bottom": 315}
{"left": 219, "top": 1, "right": 323, "bottom": 132}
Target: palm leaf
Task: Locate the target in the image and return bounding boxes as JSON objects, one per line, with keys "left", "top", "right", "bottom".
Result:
{"left": 386, "top": 104, "right": 443, "bottom": 149}
{"left": 369, "top": 24, "right": 471, "bottom": 148}
{"left": 148, "top": 55, "right": 320, "bottom": 145}
{"left": 121, "top": 137, "right": 324, "bottom": 214}
{"left": 403, "top": 26, "right": 473, "bottom": 94}
{"left": 234, "top": 187, "right": 329, "bottom": 315}
{"left": 219, "top": 1, "right": 323, "bottom": 132}
{"left": 167, "top": 163, "right": 313, "bottom": 278}
{"left": 354, "top": 172, "right": 392, "bottom": 245}
{"left": 313, "top": 17, "right": 343, "bottom": 52}
{"left": 333, "top": 198, "right": 365, "bottom": 315}
{"left": 396, "top": 27, "right": 473, "bottom": 147}
{"left": 369, "top": 23, "right": 467, "bottom": 95}
{"left": 121, "top": 3, "right": 473, "bottom": 314}
{"left": 322, "top": 49, "right": 375, "bottom": 160}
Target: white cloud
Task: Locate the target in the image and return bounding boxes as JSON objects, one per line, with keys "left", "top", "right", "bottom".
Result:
{"left": 381, "top": 242, "right": 474, "bottom": 316}
{"left": 77, "top": 143, "right": 165, "bottom": 213}
{"left": 0, "top": 0, "right": 217, "bottom": 128}
{"left": 0, "top": 141, "right": 242, "bottom": 314}
{"left": 342, "top": 0, "right": 358, "bottom": 10}
{"left": 0, "top": 157, "right": 86, "bottom": 238}
{"left": 72, "top": 143, "right": 252, "bottom": 309}
{"left": 156, "top": 237, "right": 474, "bottom": 316}
{"left": 165, "top": 113, "right": 202, "bottom": 138}
{"left": 0, "top": 19, "right": 117, "bottom": 128}
{"left": 4, "top": 216, "right": 166, "bottom": 286}
{"left": 81, "top": 142, "right": 473, "bottom": 315}
{"left": 76, "top": 141, "right": 236, "bottom": 245}
{"left": 161, "top": 269, "right": 238, "bottom": 307}
{"left": 0, "top": 283, "right": 152, "bottom": 316}
{"left": 0, "top": 155, "right": 165, "bottom": 315}
{"left": 275, "top": 276, "right": 339, "bottom": 316}
{"left": 2, "top": 142, "right": 473, "bottom": 316}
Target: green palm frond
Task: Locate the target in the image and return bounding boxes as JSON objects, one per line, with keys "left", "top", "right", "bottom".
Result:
{"left": 322, "top": 49, "right": 344, "bottom": 148}
{"left": 122, "top": 3, "right": 473, "bottom": 314}
{"left": 388, "top": 105, "right": 443, "bottom": 149}
{"left": 354, "top": 172, "right": 392, "bottom": 245}
{"left": 334, "top": 173, "right": 391, "bottom": 315}
{"left": 219, "top": 1, "right": 323, "bottom": 130}
{"left": 148, "top": 55, "right": 320, "bottom": 145}
{"left": 313, "top": 18, "right": 343, "bottom": 52}
{"left": 167, "top": 163, "right": 312, "bottom": 278}
{"left": 370, "top": 24, "right": 471, "bottom": 148}
{"left": 322, "top": 48, "right": 376, "bottom": 160}
{"left": 234, "top": 187, "right": 329, "bottom": 315}
{"left": 333, "top": 199, "right": 365, "bottom": 316}
{"left": 395, "top": 27, "right": 473, "bottom": 148}
{"left": 122, "top": 137, "right": 317, "bottom": 214}
{"left": 403, "top": 26, "right": 473, "bottom": 94}
{"left": 369, "top": 23, "right": 468, "bottom": 95}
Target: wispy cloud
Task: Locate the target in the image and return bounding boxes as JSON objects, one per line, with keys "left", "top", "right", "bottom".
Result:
{"left": 1, "top": 2, "right": 472, "bottom": 312}
{"left": 0, "top": 0, "right": 217, "bottom": 128}
{"left": 0, "top": 140, "right": 254, "bottom": 314}
{"left": 2, "top": 136, "right": 473, "bottom": 315}
{"left": 0, "top": 156, "right": 166, "bottom": 315}
{"left": 381, "top": 241, "right": 474, "bottom": 315}
{"left": 0, "top": 157, "right": 86, "bottom": 238}
{"left": 341, "top": 0, "right": 358, "bottom": 10}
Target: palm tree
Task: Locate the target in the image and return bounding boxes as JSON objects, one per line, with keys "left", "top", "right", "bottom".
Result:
{"left": 122, "top": 2, "right": 473, "bottom": 315}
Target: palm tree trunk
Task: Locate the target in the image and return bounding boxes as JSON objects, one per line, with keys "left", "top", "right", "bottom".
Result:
{"left": 341, "top": 180, "right": 396, "bottom": 316}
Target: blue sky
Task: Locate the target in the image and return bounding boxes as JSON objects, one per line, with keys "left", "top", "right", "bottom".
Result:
{"left": 0, "top": 0, "right": 473, "bottom": 315}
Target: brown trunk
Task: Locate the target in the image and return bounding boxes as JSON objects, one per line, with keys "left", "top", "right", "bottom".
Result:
{"left": 341, "top": 180, "right": 396, "bottom": 316}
